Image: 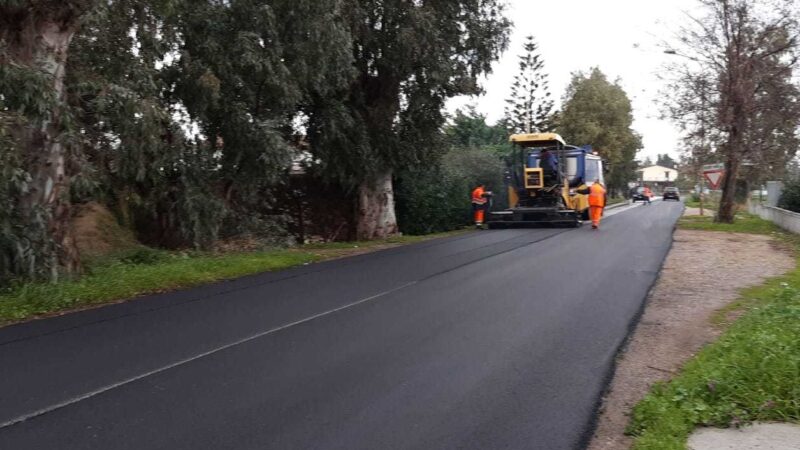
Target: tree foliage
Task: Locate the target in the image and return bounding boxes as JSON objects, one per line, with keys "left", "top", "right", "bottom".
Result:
{"left": 396, "top": 109, "right": 505, "bottom": 235}
{"left": 778, "top": 177, "right": 800, "bottom": 212}
{"left": 504, "top": 35, "right": 555, "bottom": 133}
{"left": 656, "top": 154, "right": 677, "bottom": 169}
{"left": 0, "top": 0, "right": 98, "bottom": 280}
{"left": 445, "top": 106, "right": 509, "bottom": 154}
{"left": 0, "top": 0, "right": 512, "bottom": 284}
{"left": 306, "top": 0, "right": 511, "bottom": 239}
{"left": 558, "top": 68, "right": 641, "bottom": 194}
{"left": 663, "top": 0, "right": 800, "bottom": 223}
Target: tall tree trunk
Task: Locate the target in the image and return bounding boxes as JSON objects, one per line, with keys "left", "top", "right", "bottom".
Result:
{"left": 2, "top": 7, "right": 86, "bottom": 278}
{"left": 717, "top": 71, "right": 747, "bottom": 224}
{"left": 356, "top": 172, "right": 399, "bottom": 240}
{"left": 716, "top": 153, "right": 740, "bottom": 223}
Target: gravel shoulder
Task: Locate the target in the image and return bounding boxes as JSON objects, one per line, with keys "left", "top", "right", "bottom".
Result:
{"left": 587, "top": 215, "right": 795, "bottom": 450}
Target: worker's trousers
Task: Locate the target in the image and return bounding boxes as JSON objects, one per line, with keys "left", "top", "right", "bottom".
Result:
{"left": 472, "top": 203, "right": 486, "bottom": 224}
{"left": 590, "top": 206, "right": 604, "bottom": 228}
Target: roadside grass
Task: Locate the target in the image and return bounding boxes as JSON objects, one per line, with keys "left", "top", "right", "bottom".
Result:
{"left": 683, "top": 200, "right": 716, "bottom": 210}
{"left": 301, "top": 229, "right": 470, "bottom": 250}
{"left": 628, "top": 214, "right": 800, "bottom": 449}
{"left": 0, "top": 229, "right": 470, "bottom": 325}
{"left": 607, "top": 196, "right": 628, "bottom": 206}
{"left": 684, "top": 192, "right": 722, "bottom": 210}
{"left": 678, "top": 212, "right": 780, "bottom": 235}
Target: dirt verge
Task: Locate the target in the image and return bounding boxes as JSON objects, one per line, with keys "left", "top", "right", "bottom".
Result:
{"left": 588, "top": 225, "right": 795, "bottom": 449}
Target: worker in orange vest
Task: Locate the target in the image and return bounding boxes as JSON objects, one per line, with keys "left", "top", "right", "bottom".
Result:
{"left": 643, "top": 186, "right": 653, "bottom": 205}
{"left": 471, "top": 184, "right": 492, "bottom": 228}
{"left": 587, "top": 179, "right": 607, "bottom": 229}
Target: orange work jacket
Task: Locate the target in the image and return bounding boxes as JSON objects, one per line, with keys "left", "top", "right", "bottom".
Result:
{"left": 472, "top": 186, "right": 487, "bottom": 205}
{"left": 589, "top": 183, "right": 606, "bottom": 207}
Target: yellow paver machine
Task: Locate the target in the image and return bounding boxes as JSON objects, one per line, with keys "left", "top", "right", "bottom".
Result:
{"left": 487, "top": 133, "right": 605, "bottom": 228}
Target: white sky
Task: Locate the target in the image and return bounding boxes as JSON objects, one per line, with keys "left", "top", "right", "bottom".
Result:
{"left": 447, "top": 0, "right": 699, "bottom": 162}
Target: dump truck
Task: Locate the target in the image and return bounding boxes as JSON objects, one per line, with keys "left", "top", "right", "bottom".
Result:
{"left": 487, "top": 133, "right": 605, "bottom": 228}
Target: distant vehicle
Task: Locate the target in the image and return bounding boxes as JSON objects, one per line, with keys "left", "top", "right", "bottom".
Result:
{"left": 663, "top": 187, "right": 680, "bottom": 201}
{"left": 630, "top": 187, "right": 649, "bottom": 202}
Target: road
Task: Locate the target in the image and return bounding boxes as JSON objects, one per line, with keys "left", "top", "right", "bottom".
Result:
{"left": 0, "top": 200, "right": 682, "bottom": 450}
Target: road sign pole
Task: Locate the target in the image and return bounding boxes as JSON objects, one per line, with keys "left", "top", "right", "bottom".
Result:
{"left": 699, "top": 172, "right": 704, "bottom": 216}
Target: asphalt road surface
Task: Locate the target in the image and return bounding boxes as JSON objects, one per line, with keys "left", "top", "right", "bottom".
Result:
{"left": 0, "top": 200, "right": 683, "bottom": 450}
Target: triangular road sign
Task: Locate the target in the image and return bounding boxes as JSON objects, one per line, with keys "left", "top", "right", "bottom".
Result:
{"left": 704, "top": 170, "right": 724, "bottom": 189}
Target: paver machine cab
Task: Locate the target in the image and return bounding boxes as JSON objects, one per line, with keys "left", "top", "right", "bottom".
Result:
{"left": 488, "top": 133, "right": 605, "bottom": 228}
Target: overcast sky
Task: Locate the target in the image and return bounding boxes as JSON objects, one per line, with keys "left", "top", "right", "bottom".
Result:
{"left": 447, "top": 0, "right": 699, "bottom": 162}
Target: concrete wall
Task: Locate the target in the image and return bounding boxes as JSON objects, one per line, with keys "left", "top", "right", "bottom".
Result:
{"left": 766, "top": 181, "right": 784, "bottom": 207}
{"left": 749, "top": 202, "right": 800, "bottom": 235}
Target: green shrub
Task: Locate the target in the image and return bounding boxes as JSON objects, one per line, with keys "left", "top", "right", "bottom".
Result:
{"left": 118, "top": 247, "right": 170, "bottom": 265}
{"left": 778, "top": 178, "right": 800, "bottom": 213}
{"left": 395, "top": 146, "right": 505, "bottom": 235}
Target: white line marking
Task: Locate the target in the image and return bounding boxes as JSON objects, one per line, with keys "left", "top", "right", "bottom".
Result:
{"left": 0, "top": 281, "right": 419, "bottom": 429}
{"left": 604, "top": 202, "right": 640, "bottom": 217}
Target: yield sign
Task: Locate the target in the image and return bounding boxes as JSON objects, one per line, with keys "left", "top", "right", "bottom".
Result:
{"left": 704, "top": 170, "right": 724, "bottom": 189}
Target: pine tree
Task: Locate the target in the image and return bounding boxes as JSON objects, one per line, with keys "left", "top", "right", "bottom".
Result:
{"left": 504, "top": 35, "right": 555, "bottom": 134}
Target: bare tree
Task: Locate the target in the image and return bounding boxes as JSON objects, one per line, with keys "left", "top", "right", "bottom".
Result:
{"left": 663, "top": 0, "right": 800, "bottom": 222}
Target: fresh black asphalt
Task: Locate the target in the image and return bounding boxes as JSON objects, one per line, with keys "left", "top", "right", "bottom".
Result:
{"left": 0, "top": 200, "right": 683, "bottom": 450}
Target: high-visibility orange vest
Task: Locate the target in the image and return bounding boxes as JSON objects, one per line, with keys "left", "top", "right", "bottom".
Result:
{"left": 589, "top": 183, "right": 606, "bottom": 207}
{"left": 472, "top": 186, "right": 486, "bottom": 205}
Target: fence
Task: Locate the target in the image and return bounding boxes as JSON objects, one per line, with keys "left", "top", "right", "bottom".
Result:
{"left": 749, "top": 202, "right": 800, "bottom": 235}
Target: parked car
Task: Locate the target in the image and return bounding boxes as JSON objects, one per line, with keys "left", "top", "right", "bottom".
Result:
{"left": 663, "top": 187, "right": 680, "bottom": 201}
{"left": 630, "top": 187, "right": 649, "bottom": 202}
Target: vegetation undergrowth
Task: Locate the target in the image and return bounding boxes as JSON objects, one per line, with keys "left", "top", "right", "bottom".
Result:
{"left": 0, "top": 230, "right": 469, "bottom": 325}
{"left": 678, "top": 212, "right": 779, "bottom": 234}
{"left": 683, "top": 199, "right": 716, "bottom": 210}
{"left": 607, "top": 196, "right": 628, "bottom": 206}
{"left": 628, "top": 214, "right": 800, "bottom": 449}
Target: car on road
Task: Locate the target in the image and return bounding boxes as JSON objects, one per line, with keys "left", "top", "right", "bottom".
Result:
{"left": 630, "top": 187, "right": 649, "bottom": 202}
{"left": 663, "top": 187, "right": 680, "bottom": 201}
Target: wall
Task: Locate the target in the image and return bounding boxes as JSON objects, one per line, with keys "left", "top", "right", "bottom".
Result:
{"left": 766, "top": 181, "right": 784, "bottom": 207}
{"left": 749, "top": 202, "right": 800, "bottom": 235}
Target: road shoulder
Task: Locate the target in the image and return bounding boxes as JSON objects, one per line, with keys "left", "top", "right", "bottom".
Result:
{"left": 588, "top": 216, "right": 795, "bottom": 449}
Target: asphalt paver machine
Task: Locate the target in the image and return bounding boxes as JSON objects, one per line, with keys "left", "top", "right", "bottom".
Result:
{"left": 487, "top": 133, "right": 604, "bottom": 228}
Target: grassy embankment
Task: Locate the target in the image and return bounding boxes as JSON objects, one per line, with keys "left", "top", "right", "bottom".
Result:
{"left": 627, "top": 213, "right": 800, "bottom": 449}
{"left": 0, "top": 230, "right": 469, "bottom": 325}
{"left": 607, "top": 196, "right": 628, "bottom": 206}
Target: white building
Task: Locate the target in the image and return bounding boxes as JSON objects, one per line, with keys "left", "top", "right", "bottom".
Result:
{"left": 638, "top": 165, "right": 678, "bottom": 183}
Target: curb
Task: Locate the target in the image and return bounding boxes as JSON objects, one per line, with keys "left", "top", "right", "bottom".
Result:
{"left": 605, "top": 200, "right": 632, "bottom": 211}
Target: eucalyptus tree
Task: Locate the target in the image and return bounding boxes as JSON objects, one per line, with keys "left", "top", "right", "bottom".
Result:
{"left": 168, "top": 0, "right": 354, "bottom": 242}
{"left": 67, "top": 0, "right": 354, "bottom": 248}
{"left": 306, "top": 0, "right": 511, "bottom": 240}
{"left": 1, "top": 0, "right": 97, "bottom": 280}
